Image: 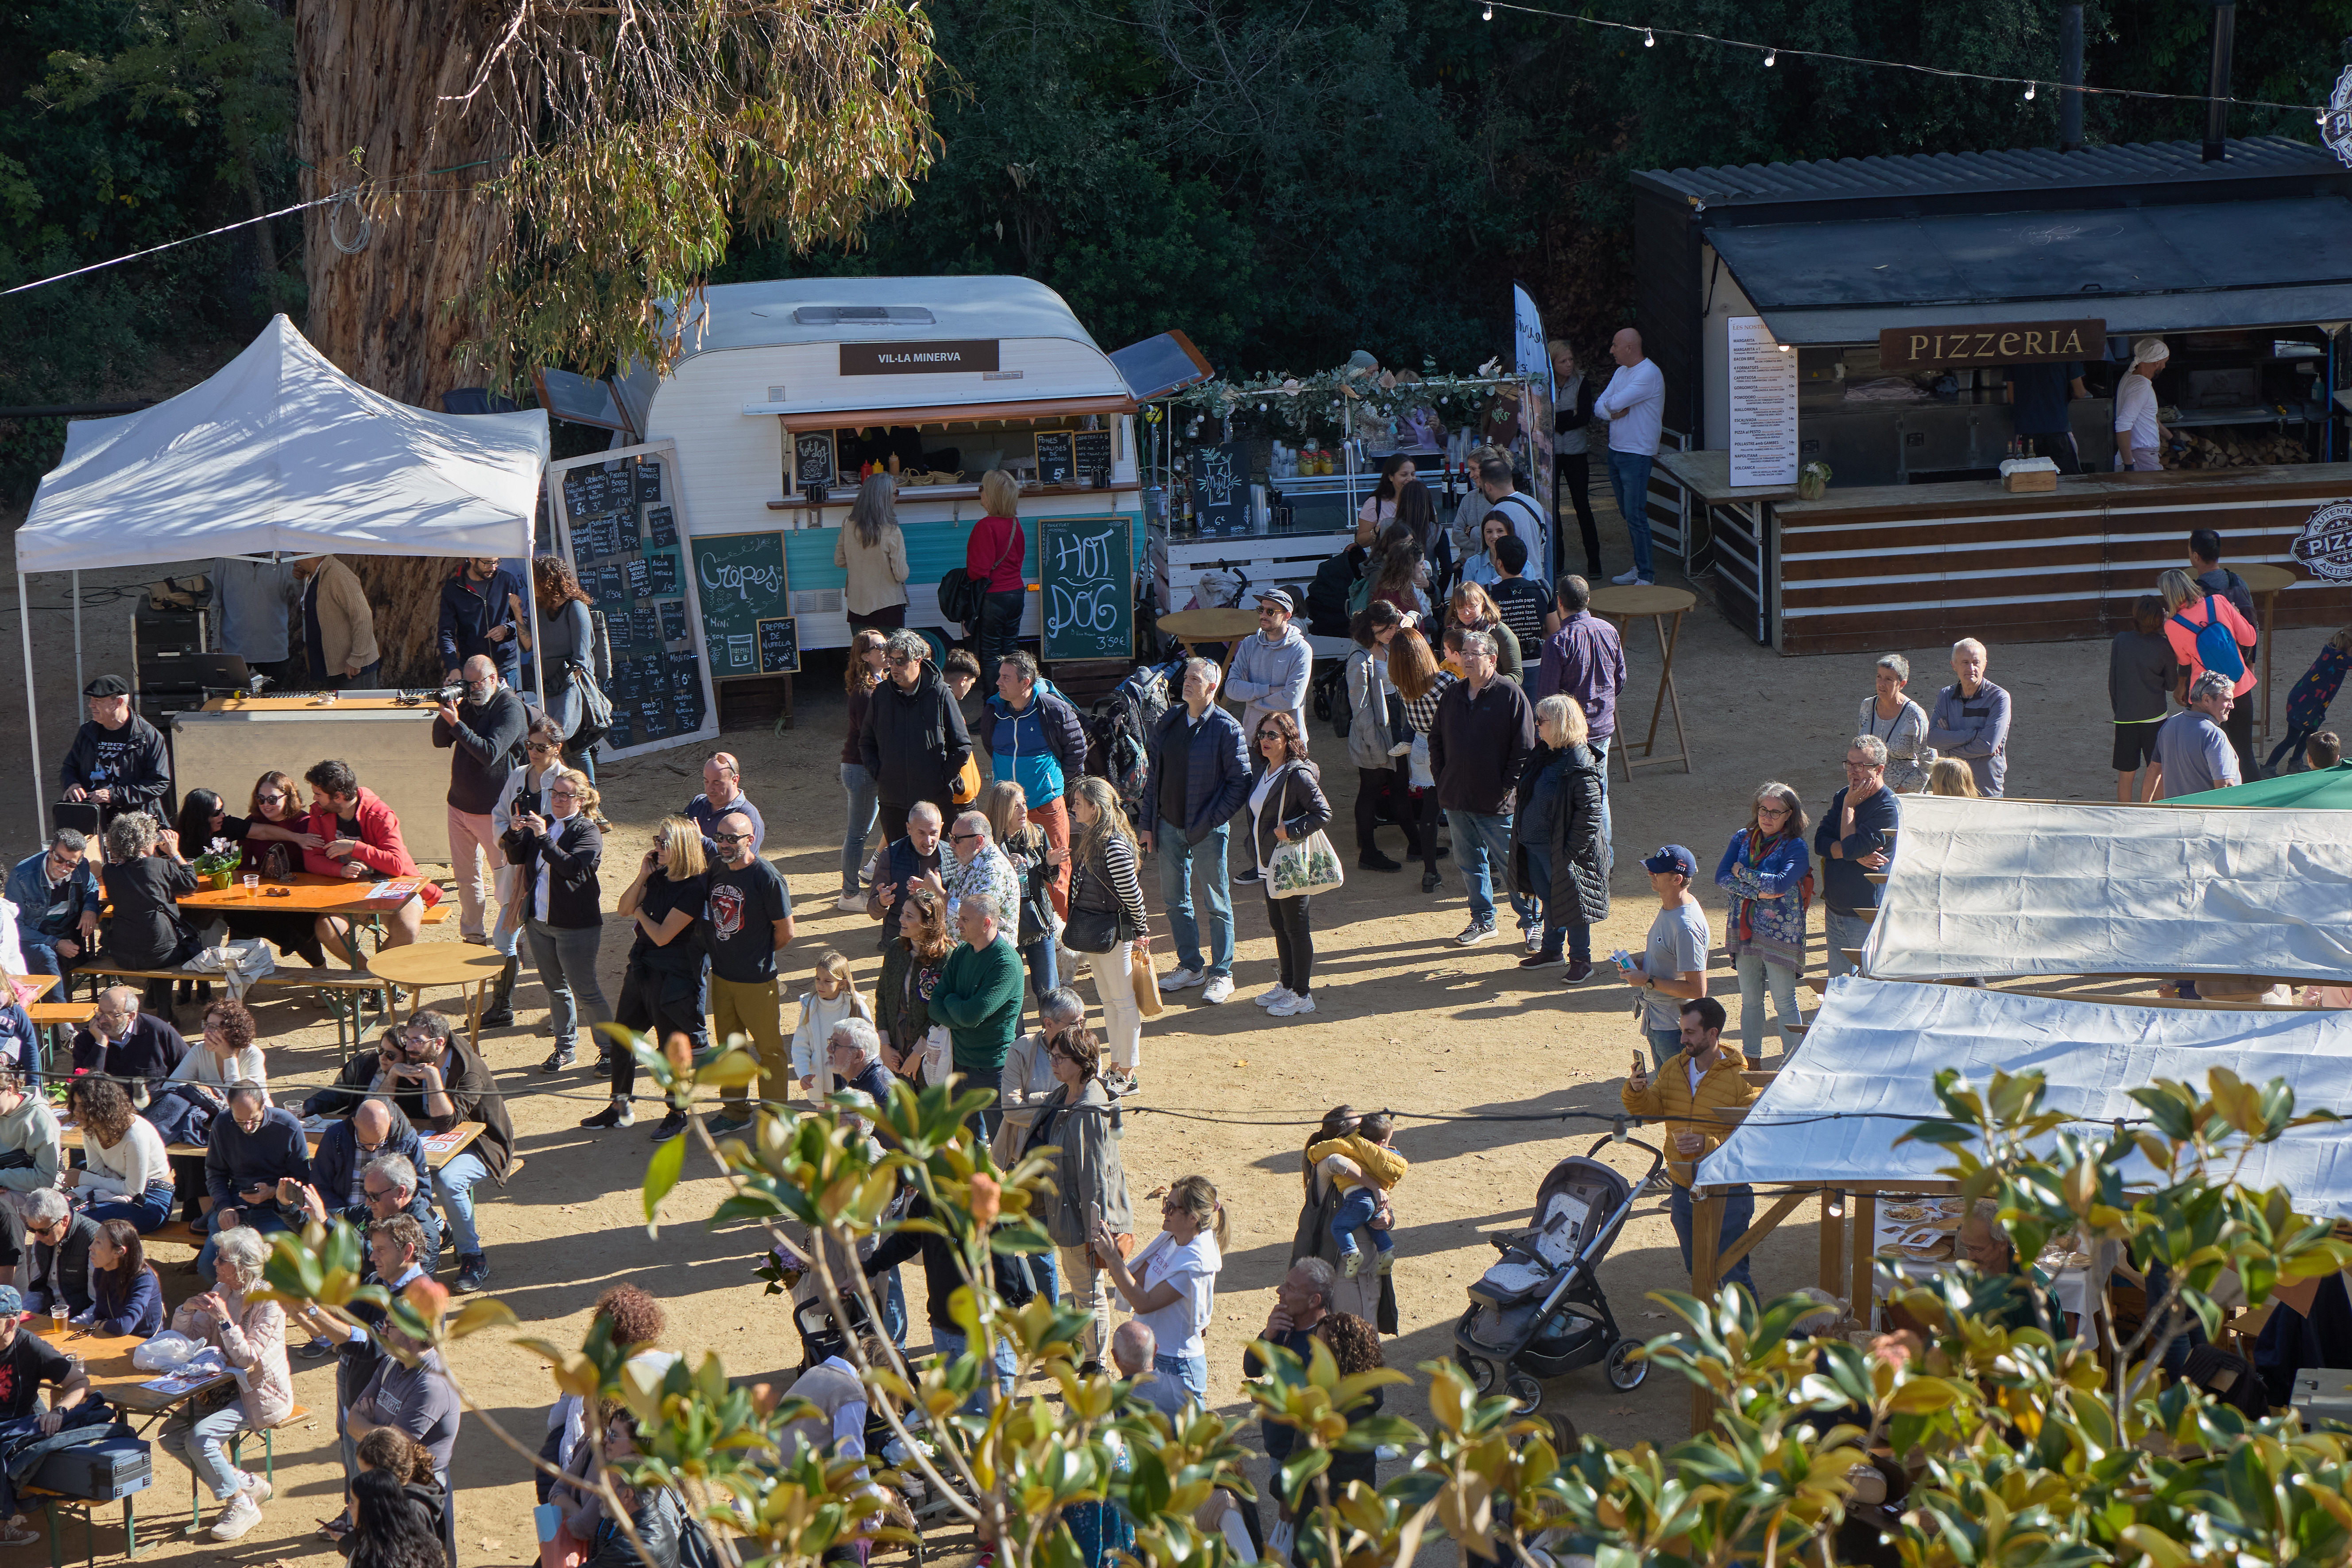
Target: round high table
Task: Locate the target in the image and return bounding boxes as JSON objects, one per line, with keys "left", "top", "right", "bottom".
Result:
{"left": 365, "top": 944, "right": 509, "bottom": 1053}
{"left": 1587, "top": 583, "right": 1698, "bottom": 780}
{"left": 1157, "top": 606, "right": 1264, "bottom": 681}
{"left": 2234, "top": 562, "right": 2298, "bottom": 742}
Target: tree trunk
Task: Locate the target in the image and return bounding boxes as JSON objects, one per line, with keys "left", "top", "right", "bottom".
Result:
{"left": 295, "top": 0, "right": 515, "bottom": 684}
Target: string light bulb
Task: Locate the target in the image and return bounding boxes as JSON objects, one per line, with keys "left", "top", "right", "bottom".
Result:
{"left": 1482, "top": 0, "right": 1492, "bottom": 17}
{"left": 1764, "top": 47, "right": 1776, "bottom": 66}
{"left": 1827, "top": 1193, "right": 1845, "bottom": 1218}
{"left": 2024, "top": 81, "right": 2037, "bottom": 100}
{"left": 1644, "top": 26, "right": 1654, "bottom": 44}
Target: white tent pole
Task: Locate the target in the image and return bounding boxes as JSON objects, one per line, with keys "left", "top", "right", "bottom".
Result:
{"left": 19, "top": 573, "right": 45, "bottom": 821}
{"left": 70, "top": 571, "right": 83, "bottom": 703}
{"left": 527, "top": 554, "right": 546, "bottom": 714}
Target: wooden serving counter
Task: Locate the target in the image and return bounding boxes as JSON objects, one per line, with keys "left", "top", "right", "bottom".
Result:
{"left": 1660, "top": 452, "right": 2352, "bottom": 655}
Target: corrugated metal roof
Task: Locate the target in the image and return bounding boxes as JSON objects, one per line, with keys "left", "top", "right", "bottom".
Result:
{"left": 1634, "top": 136, "right": 2341, "bottom": 207}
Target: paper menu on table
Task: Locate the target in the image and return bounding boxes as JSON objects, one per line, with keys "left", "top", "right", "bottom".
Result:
{"left": 367, "top": 879, "right": 422, "bottom": 903}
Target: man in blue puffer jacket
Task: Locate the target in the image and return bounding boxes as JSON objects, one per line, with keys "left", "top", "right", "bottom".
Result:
{"left": 977, "top": 652, "right": 1089, "bottom": 918}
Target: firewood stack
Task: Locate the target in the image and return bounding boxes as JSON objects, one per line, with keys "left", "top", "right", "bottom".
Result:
{"left": 2162, "top": 430, "right": 2310, "bottom": 469}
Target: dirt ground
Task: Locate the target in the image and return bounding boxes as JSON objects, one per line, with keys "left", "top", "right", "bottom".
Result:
{"left": 0, "top": 494, "right": 2336, "bottom": 1568}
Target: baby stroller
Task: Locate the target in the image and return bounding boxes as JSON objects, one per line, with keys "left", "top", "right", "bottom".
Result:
{"left": 792, "top": 1296, "right": 942, "bottom": 1564}
{"left": 1452, "top": 1135, "right": 1663, "bottom": 1418}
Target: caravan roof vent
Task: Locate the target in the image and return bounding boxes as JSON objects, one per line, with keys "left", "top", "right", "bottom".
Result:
{"left": 790, "top": 306, "right": 936, "bottom": 326}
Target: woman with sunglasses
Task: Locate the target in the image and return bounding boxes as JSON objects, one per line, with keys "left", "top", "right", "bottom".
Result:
{"left": 530, "top": 556, "right": 603, "bottom": 781}
{"left": 177, "top": 776, "right": 330, "bottom": 968}
{"left": 504, "top": 769, "right": 611, "bottom": 1074}
{"left": 1022, "top": 1023, "right": 1131, "bottom": 1367}
{"left": 1714, "top": 782, "right": 1810, "bottom": 1069}
{"left": 588, "top": 817, "right": 708, "bottom": 1137}
{"left": 484, "top": 715, "right": 572, "bottom": 1031}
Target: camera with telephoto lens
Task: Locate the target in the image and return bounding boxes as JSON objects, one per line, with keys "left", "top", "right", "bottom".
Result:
{"left": 431, "top": 683, "right": 465, "bottom": 706}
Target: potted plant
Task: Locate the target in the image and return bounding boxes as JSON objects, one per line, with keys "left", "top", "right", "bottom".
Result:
{"left": 1798, "top": 460, "right": 1832, "bottom": 501}
{"left": 190, "top": 839, "right": 242, "bottom": 892}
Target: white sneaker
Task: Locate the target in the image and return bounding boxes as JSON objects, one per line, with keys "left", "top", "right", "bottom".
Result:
{"left": 1161, "top": 966, "right": 1205, "bottom": 991}
{"left": 1523, "top": 928, "right": 1543, "bottom": 954}
{"left": 1612, "top": 566, "right": 1643, "bottom": 585}
{"left": 209, "top": 1494, "right": 263, "bottom": 1541}
{"left": 1254, "top": 984, "right": 1295, "bottom": 1009}
{"left": 240, "top": 1471, "right": 273, "bottom": 1503}
{"left": 836, "top": 892, "right": 866, "bottom": 912}
{"left": 1340, "top": 1248, "right": 1363, "bottom": 1278}
{"left": 1269, "top": 993, "right": 1317, "bottom": 1017}
{"left": 1200, "top": 974, "right": 1234, "bottom": 1004}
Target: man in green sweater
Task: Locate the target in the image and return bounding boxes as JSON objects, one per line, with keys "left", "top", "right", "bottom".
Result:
{"left": 932, "top": 893, "right": 1026, "bottom": 1138}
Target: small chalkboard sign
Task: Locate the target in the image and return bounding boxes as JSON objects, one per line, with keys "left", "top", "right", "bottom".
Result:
{"left": 646, "top": 549, "right": 680, "bottom": 598}
{"left": 756, "top": 616, "right": 801, "bottom": 674}
{"left": 625, "top": 558, "right": 651, "bottom": 598}
{"left": 659, "top": 600, "right": 689, "bottom": 645}
{"left": 1074, "top": 429, "right": 1114, "bottom": 482}
{"left": 631, "top": 605, "right": 660, "bottom": 649}
{"left": 636, "top": 461, "right": 663, "bottom": 503}
{"left": 793, "top": 431, "right": 837, "bottom": 492}
{"left": 639, "top": 698, "right": 670, "bottom": 740}
{"left": 1035, "top": 431, "right": 1076, "bottom": 485}
{"left": 595, "top": 566, "right": 629, "bottom": 612}
{"left": 646, "top": 505, "right": 677, "bottom": 548}
{"left": 1187, "top": 440, "right": 1250, "bottom": 536}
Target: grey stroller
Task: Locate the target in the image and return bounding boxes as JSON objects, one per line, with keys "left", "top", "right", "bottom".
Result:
{"left": 1452, "top": 1135, "right": 1663, "bottom": 1415}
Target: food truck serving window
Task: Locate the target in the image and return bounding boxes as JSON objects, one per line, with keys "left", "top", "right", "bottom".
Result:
{"left": 781, "top": 410, "right": 1127, "bottom": 496}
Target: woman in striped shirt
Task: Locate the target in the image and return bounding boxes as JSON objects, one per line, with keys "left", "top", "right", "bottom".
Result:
{"left": 1065, "top": 776, "right": 1150, "bottom": 1096}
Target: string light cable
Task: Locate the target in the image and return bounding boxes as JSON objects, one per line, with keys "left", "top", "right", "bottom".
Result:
{"left": 1477, "top": 0, "right": 2331, "bottom": 117}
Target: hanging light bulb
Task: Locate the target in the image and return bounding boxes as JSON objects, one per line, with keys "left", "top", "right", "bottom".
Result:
{"left": 1643, "top": 25, "right": 1654, "bottom": 44}
{"left": 1826, "top": 1192, "right": 1845, "bottom": 1219}
{"left": 1764, "top": 46, "right": 1776, "bottom": 65}
{"left": 2024, "top": 80, "right": 2037, "bottom": 100}
{"left": 1482, "top": 0, "right": 1493, "bottom": 18}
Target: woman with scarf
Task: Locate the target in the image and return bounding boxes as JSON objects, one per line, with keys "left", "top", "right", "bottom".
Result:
{"left": 1713, "top": 783, "right": 1811, "bottom": 1069}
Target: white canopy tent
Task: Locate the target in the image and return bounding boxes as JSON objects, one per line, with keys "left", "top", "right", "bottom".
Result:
{"left": 1698, "top": 977, "right": 2352, "bottom": 1217}
{"left": 16, "top": 314, "right": 549, "bottom": 803}
{"left": 1859, "top": 795, "right": 2352, "bottom": 985}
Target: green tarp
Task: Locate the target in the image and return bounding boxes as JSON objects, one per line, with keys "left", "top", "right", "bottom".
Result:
{"left": 2166, "top": 762, "right": 2352, "bottom": 808}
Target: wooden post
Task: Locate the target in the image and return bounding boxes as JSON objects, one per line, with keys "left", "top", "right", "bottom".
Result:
{"left": 1690, "top": 1188, "right": 1724, "bottom": 1434}
{"left": 1849, "top": 1194, "right": 1877, "bottom": 1331}
{"left": 1819, "top": 1188, "right": 1843, "bottom": 1297}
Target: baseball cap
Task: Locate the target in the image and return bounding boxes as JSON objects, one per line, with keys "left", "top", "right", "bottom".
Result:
{"left": 83, "top": 675, "right": 130, "bottom": 699}
{"left": 0, "top": 1284, "right": 23, "bottom": 1317}
{"left": 1255, "top": 588, "right": 1295, "bottom": 614}
{"left": 1642, "top": 844, "right": 1698, "bottom": 878}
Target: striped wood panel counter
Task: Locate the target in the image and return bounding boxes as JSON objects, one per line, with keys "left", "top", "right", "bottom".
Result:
{"left": 1772, "top": 465, "right": 2352, "bottom": 655}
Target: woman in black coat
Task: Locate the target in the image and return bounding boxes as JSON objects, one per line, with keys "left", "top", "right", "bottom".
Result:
{"left": 98, "top": 812, "right": 199, "bottom": 1013}
{"left": 1509, "top": 694, "right": 1609, "bottom": 982}
{"left": 501, "top": 767, "right": 609, "bottom": 1073}
{"left": 1244, "top": 711, "right": 1335, "bottom": 1018}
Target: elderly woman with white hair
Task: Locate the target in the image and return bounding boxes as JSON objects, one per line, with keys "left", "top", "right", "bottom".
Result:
{"left": 164, "top": 1222, "right": 294, "bottom": 1540}
{"left": 1858, "top": 654, "right": 1932, "bottom": 792}
{"left": 1924, "top": 638, "right": 2011, "bottom": 797}
{"left": 1507, "top": 694, "right": 1609, "bottom": 980}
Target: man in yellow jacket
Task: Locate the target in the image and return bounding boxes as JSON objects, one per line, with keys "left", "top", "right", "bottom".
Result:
{"left": 1620, "top": 996, "right": 1760, "bottom": 1292}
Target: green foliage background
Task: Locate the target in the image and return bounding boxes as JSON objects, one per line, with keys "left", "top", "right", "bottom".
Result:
{"left": 6, "top": 0, "right": 2349, "bottom": 498}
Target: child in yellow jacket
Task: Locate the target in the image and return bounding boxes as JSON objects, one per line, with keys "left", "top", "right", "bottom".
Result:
{"left": 1306, "top": 1110, "right": 1408, "bottom": 1278}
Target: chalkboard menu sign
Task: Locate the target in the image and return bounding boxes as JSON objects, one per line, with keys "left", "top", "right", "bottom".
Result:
{"left": 1074, "top": 429, "right": 1114, "bottom": 482}
{"left": 757, "top": 616, "right": 801, "bottom": 674}
{"left": 646, "top": 549, "right": 680, "bottom": 598}
{"left": 793, "top": 431, "right": 836, "bottom": 492}
{"left": 689, "top": 532, "right": 789, "bottom": 676}
{"left": 551, "top": 443, "right": 719, "bottom": 762}
{"left": 1039, "top": 513, "right": 1133, "bottom": 660}
{"left": 1188, "top": 441, "right": 1250, "bottom": 536}
{"left": 1035, "top": 431, "right": 1076, "bottom": 485}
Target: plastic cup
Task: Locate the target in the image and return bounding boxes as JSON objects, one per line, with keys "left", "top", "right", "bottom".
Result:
{"left": 242, "top": 874, "right": 259, "bottom": 900}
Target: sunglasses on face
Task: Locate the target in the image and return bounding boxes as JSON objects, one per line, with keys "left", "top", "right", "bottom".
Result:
{"left": 951, "top": 831, "right": 981, "bottom": 844}
{"left": 363, "top": 1184, "right": 395, "bottom": 1202}
{"left": 712, "top": 831, "right": 750, "bottom": 844}
{"left": 526, "top": 742, "right": 560, "bottom": 755}
{"left": 256, "top": 791, "right": 288, "bottom": 804}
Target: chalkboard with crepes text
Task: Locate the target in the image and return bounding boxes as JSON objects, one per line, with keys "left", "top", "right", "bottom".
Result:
{"left": 1038, "top": 513, "right": 1133, "bottom": 660}
{"left": 690, "top": 532, "right": 789, "bottom": 677}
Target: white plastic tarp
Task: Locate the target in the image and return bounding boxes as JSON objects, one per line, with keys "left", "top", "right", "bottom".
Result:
{"left": 1695, "top": 978, "right": 2352, "bottom": 1218}
{"left": 19, "top": 314, "right": 547, "bottom": 573}
{"left": 1860, "top": 795, "right": 2352, "bottom": 984}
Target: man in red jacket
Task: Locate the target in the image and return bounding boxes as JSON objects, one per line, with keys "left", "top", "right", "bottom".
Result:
{"left": 301, "top": 759, "right": 440, "bottom": 964}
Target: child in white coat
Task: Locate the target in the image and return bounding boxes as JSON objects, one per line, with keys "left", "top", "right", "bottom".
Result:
{"left": 790, "top": 950, "right": 874, "bottom": 1102}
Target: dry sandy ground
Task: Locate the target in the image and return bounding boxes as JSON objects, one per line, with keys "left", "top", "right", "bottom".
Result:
{"left": 0, "top": 499, "right": 2337, "bottom": 1568}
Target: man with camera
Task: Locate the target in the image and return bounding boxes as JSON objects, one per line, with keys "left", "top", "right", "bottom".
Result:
{"left": 433, "top": 655, "right": 530, "bottom": 947}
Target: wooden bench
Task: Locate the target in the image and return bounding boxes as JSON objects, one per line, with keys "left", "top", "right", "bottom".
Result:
{"left": 19, "top": 1483, "right": 145, "bottom": 1567}
{"left": 68, "top": 965, "right": 396, "bottom": 1059}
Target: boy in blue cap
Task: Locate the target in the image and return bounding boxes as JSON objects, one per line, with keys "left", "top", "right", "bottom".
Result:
{"left": 1615, "top": 844, "right": 1711, "bottom": 1069}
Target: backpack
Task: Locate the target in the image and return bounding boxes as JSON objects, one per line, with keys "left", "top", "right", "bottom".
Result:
{"left": 1305, "top": 550, "right": 1360, "bottom": 637}
{"left": 938, "top": 526, "right": 1021, "bottom": 629}
{"left": 2172, "top": 595, "right": 2247, "bottom": 684}
{"left": 1086, "top": 663, "right": 1173, "bottom": 823}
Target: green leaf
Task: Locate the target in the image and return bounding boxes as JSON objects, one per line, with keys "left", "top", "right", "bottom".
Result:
{"left": 643, "top": 1131, "right": 686, "bottom": 1231}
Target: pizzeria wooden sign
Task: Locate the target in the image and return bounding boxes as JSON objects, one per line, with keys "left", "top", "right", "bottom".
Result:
{"left": 1878, "top": 319, "right": 2106, "bottom": 370}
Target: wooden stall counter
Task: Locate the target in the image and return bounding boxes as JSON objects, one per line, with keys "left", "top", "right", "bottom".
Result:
{"left": 1768, "top": 462, "right": 2352, "bottom": 656}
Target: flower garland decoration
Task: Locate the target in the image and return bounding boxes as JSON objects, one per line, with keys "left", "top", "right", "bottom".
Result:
{"left": 1162, "top": 357, "right": 1537, "bottom": 440}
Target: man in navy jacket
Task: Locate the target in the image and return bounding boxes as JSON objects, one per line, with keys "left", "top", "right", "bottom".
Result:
{"left": 1140, "top": 659, "right": 1251, "bottom": 1004}
{"left": 1814, "top": 734, "right": 1900, "bottom": 981}
{"left": 437, "top": 557, "right": 525, "bottom": 687}
{"left": 199, "top": 1085, "right": 311, "bottom": 1285}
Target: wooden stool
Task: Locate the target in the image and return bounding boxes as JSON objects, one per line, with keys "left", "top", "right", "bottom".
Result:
{"left": 1588, "top": 583, "right": 1698, "bottom": 780}
{"left": 2235, "top": 562, "right": 2298, "bottom": 742}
